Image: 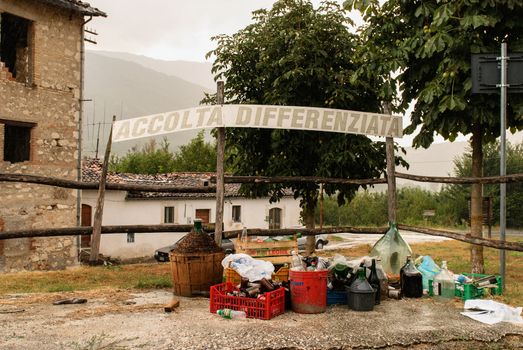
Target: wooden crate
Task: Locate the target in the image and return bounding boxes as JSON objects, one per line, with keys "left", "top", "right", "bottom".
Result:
{"left": 234, "top": 236, "right": 298, "bottom": 265}
{"left": 170, "top": 251, "right": 225, "bottom": 297}
{"left": 223, "top": 265, "right": 290, "bottom": 284}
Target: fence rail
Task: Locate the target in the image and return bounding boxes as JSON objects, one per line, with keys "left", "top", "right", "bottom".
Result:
{"left": 1, "top": 224, "right": 522, "bottom": 252}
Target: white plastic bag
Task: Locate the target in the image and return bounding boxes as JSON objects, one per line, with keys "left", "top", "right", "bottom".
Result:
{"left": 462, "top": 299, "right": 523, "bottom": 325}
{"left": 221, "top": 253, "right": 275, "bottom": 282}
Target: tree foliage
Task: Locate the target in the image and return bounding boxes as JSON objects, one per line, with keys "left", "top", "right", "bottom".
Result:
{"left": 207, "top": 0, "right": 406, "bottom": 214}
{"left": 109, "top": 132, "right": 216, "bottom": 173}
{"left": 446, "top": 141, "right": 523, "bottom": 228}
{"left": 346, "top": 0, "right": 523, "bottom": 146}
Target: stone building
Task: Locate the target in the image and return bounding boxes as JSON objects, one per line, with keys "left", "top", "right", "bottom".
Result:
{"left": 0, "top": 0, "right": 105, "bottom": 272}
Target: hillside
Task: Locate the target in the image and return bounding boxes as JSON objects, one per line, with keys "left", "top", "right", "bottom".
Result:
{"left": 83, "top": 51, "right": 211, "bottom": 156}
{"left": 89, "top": 50, "right": 215, "bottom": 89}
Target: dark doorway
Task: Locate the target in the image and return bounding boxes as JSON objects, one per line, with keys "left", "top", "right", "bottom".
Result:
{"left": 81, "top": 204, "right": 92, "bottom": 248}
{"left": 269, "top": 208, "right": 282, "bottom": 229}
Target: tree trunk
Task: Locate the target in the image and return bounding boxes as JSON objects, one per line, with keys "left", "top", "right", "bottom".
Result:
{"left": 470, "top": 125, "right": 485, "bottom": 273}
{"left": 304, "top": 205, "right": 316, "bottom": 256}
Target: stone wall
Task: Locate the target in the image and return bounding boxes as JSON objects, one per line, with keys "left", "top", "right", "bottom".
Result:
{"left": 0, "top": 0, "right": 84, "bottom": 272}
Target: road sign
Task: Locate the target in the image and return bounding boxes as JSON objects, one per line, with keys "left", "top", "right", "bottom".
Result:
{"left": 471, "top": 53, "right": 523, "bottom": 94}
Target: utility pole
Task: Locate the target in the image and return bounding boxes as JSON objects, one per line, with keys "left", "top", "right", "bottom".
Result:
{"left": 499, "top": 42, "right": 508, "bottom": 289}
{"left": 89, "top": 116, "right": 115, "bottom": 264}
{"left": 384, "top": 102, "right": 397, "bottom": 224}
{"left": 214, "top": 82, "right": 225, "bottom": 247}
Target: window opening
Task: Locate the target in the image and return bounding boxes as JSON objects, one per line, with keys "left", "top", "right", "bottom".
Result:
{"left": 164, "top": 206, "right": 174, "bottom": 224}
{"left": 127, "top": 232, "right": 135, "bottom": 243}
{"left": 232, "top": 205, "right": 241, "bottom": 223}
{"left": 2, "top": 120, "right": 33, "bottom": 163}
{"left": 0, "top": 12, "right": 31, "bottom": 81}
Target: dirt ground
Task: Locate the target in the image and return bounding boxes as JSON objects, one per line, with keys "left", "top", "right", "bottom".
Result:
{"left": 1, "top": 289, "right": 522, "bottom": 350}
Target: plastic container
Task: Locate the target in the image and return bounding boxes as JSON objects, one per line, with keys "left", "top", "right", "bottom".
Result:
{"left": 347, "top": 268, "right": 376, "bottom": 311}
{"left": 432, "top": 261, "right": 455, "bottom": 299}
{"left": 210, "top": 282, "right": 285, "bottom": 320}
{"left": 223, "top": 265, "right": 289, "bottom": 284}
{"left": 289, "top": 270, "right": 328, "bottom": 314}
{"left": 327, "top": 289, "right": 347, "bottom": 305}
{"left": 429, "top": 273, "right": 502, "bottom": 301}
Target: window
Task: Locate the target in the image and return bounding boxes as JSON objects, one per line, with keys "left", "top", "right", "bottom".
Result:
{"left": 2, "top": 119, "right": 34, "bottom": 163}
{"left": 127, "top": 232, "right": 135, "bottom": 243}
{"left": 164, "top": 206, "right": 174, "bottom": 224}
{"left": 232, "top": 205, "right": 241, "bottom": 223}
{"left": 269, "top": 208, "right": 282, "bottom": 229}
{"left": 0, "top": 12, "right": 32, "bottom": 82}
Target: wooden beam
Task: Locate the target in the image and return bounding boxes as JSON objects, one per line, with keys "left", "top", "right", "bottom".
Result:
{"left": 0, "top": 224, "right": 217, "bottom": 240}
{"left": 1, "top": 224, "right": 522, "bottom": 252}
{"left": 212, "top": 175, "right": 387, "bottom": 185}
{"left": 398, "top": 224, "right": 523, "bottom": 252}
{"left": 395, "top": 172, "right": 523, "bottom": 184}
{"left": 0, "top": 173, "right": 216, "bottom": 193}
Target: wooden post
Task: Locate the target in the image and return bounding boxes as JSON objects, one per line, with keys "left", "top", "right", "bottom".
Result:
{"left": 384, "top": 103, "right": 397, "bottom": 224}
{"left": 89, "top": 116, "right": 115, "bottom": 263}
{"left": 214, "top": 81, "right": 225, "bottom": 247}
{"left": 319, "top": 183, "right": 324, "bottom": 229}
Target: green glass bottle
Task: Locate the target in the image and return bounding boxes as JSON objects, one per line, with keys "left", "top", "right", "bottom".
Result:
{"left": 193, "top": 218, "right": 204, "bottom": 234}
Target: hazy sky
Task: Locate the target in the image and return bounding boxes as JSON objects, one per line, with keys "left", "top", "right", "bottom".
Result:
{"left": 86, "top": 0, "right": 352, "bottom": 62}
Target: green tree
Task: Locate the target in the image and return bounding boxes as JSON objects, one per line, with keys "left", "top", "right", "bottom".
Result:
{"left": 172, "top": 131, "right": 217, "bottom": 172}
{"left": 109, "top": 138, "right": 176, "bottom": 174}
{"left": 347, "top": 0, "right": 523, "bottom": 273}
{"left": 110, "top": 132, "right": 217, "bottom": 174}
{"left": 446, "top": 142, "right": 523, "bottom": 228}
{"left": 208, "top": 0, "right": 406, "bottom": 253}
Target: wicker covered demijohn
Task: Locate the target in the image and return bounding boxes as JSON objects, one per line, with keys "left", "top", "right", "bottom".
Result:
{"left": 169, "top": 219, "right": 225, "bottom": 297}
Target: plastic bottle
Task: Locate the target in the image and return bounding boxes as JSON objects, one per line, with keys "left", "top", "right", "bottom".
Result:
{"left": 433, "top": 261, "right": 455, "bottom": 299}
{"left": 291, "top": 251, "right": 305, "bottom": 271}
{"left": 241, "top": 227, "right": 248, "bottom": 242}
{"left": 368, "top": 259, "right": 381, "bottom": 305}
{"left": 193, "top": 218, "right": 204, "bottom": 234}
{"left": 375, "top": 258, "right": 389, "bottom": 300}
{"left": 216, "top": 309, "right": 247, "bottom": 319}
{"left": 400, "top": 255, "right": 423, "bottom": 298}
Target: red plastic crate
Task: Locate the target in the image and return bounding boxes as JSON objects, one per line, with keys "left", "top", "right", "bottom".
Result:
{"left": 210, "top": 282, "right": 285, "bottom": 320}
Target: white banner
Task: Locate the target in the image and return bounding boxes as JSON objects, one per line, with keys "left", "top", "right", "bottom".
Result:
{"left": 112, "top": 104, "right": 403, "bottom": 142}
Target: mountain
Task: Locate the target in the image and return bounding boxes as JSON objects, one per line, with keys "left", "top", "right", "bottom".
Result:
{"left": 83, "top": 51, "right": 211, "bottom": 156}
{"left": 89, "top": 50, "right": 215, "bottom": 90}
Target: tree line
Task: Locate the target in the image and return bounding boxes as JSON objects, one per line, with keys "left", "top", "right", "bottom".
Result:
{"left": 317, "top": 141, "right": 523, "bottom": 229}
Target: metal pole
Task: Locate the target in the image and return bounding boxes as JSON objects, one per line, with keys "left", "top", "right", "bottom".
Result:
{"left": 499, "top": 42, "right": 508, "bottom": 290}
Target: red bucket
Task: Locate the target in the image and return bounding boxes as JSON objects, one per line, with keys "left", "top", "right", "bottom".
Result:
{"left": 289, "top": 270, "right": 328, "bottom": 314}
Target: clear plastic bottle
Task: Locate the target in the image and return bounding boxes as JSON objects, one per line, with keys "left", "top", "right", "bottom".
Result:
{"left": 291, "top": 250, "right": 305, "bottom": 271}
{"left": 433, "top": 261, "right": 455, "bottom": 299}
{"left": 375, "top": 258, "right": 389, "bottom": 300}
{"left": 241, "top": 227, "right": 248, "bottom": 242}
{"left": 216, "top": 309, "right": 247, "bottom": 319}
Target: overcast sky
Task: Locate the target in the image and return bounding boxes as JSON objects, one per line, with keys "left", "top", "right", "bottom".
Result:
{"left": 86, "top": 0, "right": 355, "bottom": 62}
{"left": 84, "top": 0, "right": 523, "bottom": 147}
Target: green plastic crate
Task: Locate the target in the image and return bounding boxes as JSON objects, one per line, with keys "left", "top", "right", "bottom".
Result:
{"left": 428, "top": 273, "right": 502, "bottom": 301}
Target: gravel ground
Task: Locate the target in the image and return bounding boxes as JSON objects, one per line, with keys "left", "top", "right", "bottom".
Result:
{"left": 1, "top": 289, "right": 522, "bottom": 350}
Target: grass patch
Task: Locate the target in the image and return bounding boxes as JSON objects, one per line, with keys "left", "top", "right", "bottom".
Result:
{"left": 327, "top": 235, "right": 344, "bottom": 242}
{"left": 134, "top": 275, "right": 172, "bottom": 289}
{"left": 46, "top": 283, "right": 75, "bottom": 293}
{"left": 0, "top": 240, "right": 520, "bottom": 307}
